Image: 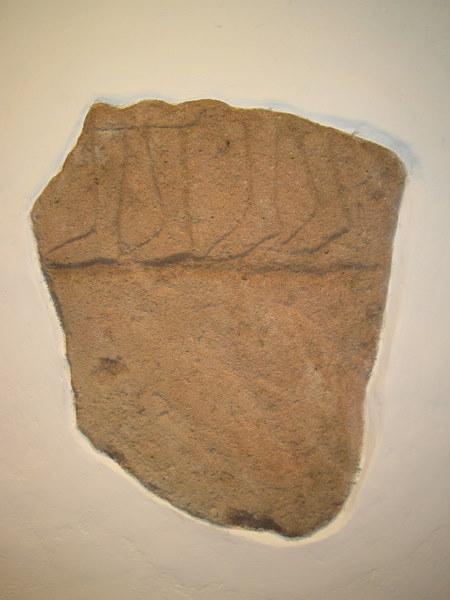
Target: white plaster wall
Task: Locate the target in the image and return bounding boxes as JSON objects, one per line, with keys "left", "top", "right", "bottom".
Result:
{"left": 1, "top": 1, "right": 449, "bottom": 598}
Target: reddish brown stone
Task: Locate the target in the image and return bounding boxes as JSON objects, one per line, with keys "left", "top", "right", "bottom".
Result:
{"left": 32, "top": 100, "right": 405, "bottom": 537}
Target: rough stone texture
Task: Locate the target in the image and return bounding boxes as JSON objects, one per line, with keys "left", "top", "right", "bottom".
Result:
{"left": 32, "top": 99, "right": 405, "bottom": 538}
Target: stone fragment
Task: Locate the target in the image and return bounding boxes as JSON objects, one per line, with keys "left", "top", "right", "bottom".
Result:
{"left": 32, "top": 100, "right": 405, "bottom": 537}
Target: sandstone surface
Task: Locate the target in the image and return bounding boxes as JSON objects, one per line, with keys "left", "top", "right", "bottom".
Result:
{"left": 32, "top": 99, "right": 405, "bottom": 537}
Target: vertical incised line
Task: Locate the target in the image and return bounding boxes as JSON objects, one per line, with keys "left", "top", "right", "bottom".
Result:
{"left": 91, "top": 127, "right": 100, "bottom": 234}
{"left": 281, "top": 132, "right": 322, "bottom": 246}
{"left": 327, "top": 133, "right": 351, "bottom": 226}
{"left": 273, "top": 121, "right": 282, "bottom": 229}
{"left": 244, "top": 120, "right": 253, "bottom": 214}
{"left": 117, "top": 130, "right": 128, "bottom": 255}
{"left": 180, "top": 129, "right": 194, "bottom": 251}
{"left": 143, "top": 127, "right": 165, "bottom": 239}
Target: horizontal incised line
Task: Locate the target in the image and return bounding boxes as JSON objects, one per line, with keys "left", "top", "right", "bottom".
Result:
{"left": 94, "top": 121, "right": 199, "bottom": 131}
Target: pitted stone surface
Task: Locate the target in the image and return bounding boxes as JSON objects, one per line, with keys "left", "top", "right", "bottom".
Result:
{"left": 32, "top": 100, "right": 405, "bottom": 537}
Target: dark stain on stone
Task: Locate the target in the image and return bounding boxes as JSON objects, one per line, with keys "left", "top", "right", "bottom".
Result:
{"left": 227, "top": 508, "right": 285, "bottom": 536}
{"left": 96, "top": 357, "right": 127, "bottom": 376}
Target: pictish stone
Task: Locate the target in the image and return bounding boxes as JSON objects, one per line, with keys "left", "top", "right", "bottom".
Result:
{"left": 32, "top": 99, "right": 405, "bottom": 537}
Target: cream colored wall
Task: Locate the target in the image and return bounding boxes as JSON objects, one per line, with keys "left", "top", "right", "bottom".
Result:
{"left": 1, "top": 1, "right": 449, "bottom": 598}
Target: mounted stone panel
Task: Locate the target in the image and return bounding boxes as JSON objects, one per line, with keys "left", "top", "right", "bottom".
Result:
{"left": 32, "top": 99, "right": 405, "bottom": 538}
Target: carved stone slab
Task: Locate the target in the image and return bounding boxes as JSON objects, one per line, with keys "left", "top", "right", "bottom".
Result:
{"left": 32, "top": 100, "right": 405, "bottom": 538}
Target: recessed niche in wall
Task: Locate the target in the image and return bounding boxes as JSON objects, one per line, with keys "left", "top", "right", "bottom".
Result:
{"left": 31, "top": 99, "right": 405, "bottom": 538}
